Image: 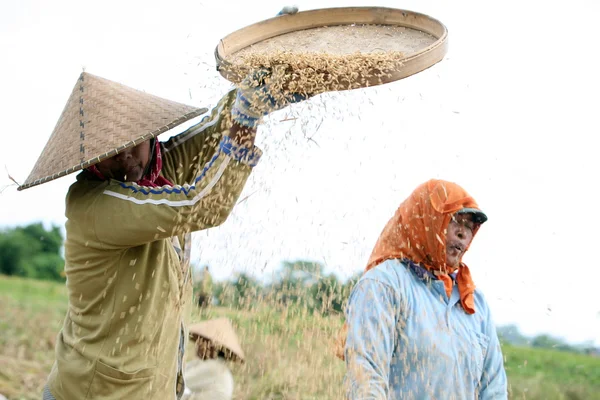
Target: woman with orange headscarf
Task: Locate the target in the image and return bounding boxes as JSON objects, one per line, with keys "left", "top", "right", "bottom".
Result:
{"left": 340, "top": 179, "right": 507, "bottom": 399}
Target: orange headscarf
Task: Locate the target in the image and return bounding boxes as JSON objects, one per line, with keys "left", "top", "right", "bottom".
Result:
{"left": 334, "top": 179, "right": 485, "bottom": 360}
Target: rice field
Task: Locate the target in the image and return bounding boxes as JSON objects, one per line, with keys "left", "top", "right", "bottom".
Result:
{"left": 0, "top": 275, "right": 598, "bottom": 400}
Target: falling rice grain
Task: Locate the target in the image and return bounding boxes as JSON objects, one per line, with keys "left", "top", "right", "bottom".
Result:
{"left": 224, "top": 23, "right": 436, "bottom": 98}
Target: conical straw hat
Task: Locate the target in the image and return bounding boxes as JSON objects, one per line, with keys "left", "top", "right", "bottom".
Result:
{"left": 189, "top": 318, "right": 245, "bottom": 363}
{"left": 18, "top": 72, "right": 208, "bottom": 191}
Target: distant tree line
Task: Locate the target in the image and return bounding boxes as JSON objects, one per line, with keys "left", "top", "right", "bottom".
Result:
{"left": 197, "top": 261, "right": 600, "bottom": 356}
{"left": 2, "top": 222, "right": 597, "bottom": 357}
{"left": 197, "top": 260, "right": 360, "bottom": 317}
{"left": 0, "top": 223, "right": 65, "bottom": 281}
{"left": 497, "top": 324, "right": 599, "bottom": 356}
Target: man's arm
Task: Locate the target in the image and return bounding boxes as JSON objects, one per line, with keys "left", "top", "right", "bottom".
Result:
{"left": 344, "top": 278, "right": 399, "bottom": 400}
{"left": 91, "top": 133, "right": 258, "bottom": 249}
{"left": 227, "top": 121, "right": 257, "bottom": 151}
{"left": 161, "top": 89, "right": 261, "bottom": 186}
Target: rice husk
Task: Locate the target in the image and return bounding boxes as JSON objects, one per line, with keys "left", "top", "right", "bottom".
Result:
{"left": 224, "top": 24, "right": 436, "bottom": 97}
{"left": 238, "top": 50, "right": 406, "bottom": 96}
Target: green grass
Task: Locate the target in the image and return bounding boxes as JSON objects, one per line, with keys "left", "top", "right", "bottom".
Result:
{"left": 0, "top": 275, "right": 599, "bottom": 399}
{"left": 503, "top": 344, "right": 600, "bottom": 399}
{"left": 0, "top": 275, "right": 67, "bottom": 308}
{"left": 0, "top": 276, "right": 67, "bottom": 399}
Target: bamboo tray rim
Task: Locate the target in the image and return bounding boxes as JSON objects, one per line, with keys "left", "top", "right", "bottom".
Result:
{"left": 215, "top": 7, "right": 449, "bottom": 90}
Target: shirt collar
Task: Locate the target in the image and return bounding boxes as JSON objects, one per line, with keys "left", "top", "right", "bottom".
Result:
{"left": 402, "top": 258, "right": 456, "bottom": 282}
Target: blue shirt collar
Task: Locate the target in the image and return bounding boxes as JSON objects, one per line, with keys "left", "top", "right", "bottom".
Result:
{"left": 402, "top": 258, "right": 456, "bottom": 282}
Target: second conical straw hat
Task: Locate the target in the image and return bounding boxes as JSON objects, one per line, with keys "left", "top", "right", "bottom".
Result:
{"left": 189, "top": 318, "right": 245, "bottom": 362}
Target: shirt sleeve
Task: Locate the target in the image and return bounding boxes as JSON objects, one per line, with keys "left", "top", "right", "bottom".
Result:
{"left": 344, "top": 278, "right": 399, "bottom": 400}
{"left": 478, "top": 304, "right": 509, "bottom": 399}
{"left": 91, "top": 133, "right": 259, "bottom": 249}
{"left": 160, "top": 89, "right": 261, "bottom": 186}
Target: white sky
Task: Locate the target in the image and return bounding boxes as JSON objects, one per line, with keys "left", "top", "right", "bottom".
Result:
{"left": 1, "top": 0, "right": 599, "bottom": 346}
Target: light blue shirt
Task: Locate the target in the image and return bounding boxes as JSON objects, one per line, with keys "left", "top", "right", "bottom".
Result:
{"left": 344, "top": 259, "right": 508, "bottom": 400}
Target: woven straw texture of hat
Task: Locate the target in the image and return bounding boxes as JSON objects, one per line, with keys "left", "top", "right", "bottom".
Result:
{"left": 19, "top": 72, "right": 207, "bottom": 191}
{"left": 189, "top": 318, "right": 245, "bottom": 362}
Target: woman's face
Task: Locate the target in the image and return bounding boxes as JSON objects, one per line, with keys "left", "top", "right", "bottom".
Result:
{"left": 95, "top": 140, "right": 151, "bottom": 182}
{"left": 445, "top": 213, "right": 476, "bottom": 267}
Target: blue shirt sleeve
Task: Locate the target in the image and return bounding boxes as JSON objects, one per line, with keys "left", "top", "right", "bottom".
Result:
{"left": 344, "top": 278, "right": 399, "bottom": 400}
{"left": 478, "top": 302, "right": 508, "bottom": 399}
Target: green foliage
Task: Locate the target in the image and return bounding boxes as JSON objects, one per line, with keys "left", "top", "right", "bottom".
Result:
{"left": 503, "top": 343, "right": 600, "bottom": 399}
{"left": 499, "top": 324, "right": 590, "bottom": 355}
{"left": 0, "top": 223, "right": 64, "bottom": 281}
{"left": 530, "top": 334, "right": 579, "bottom": 353}
{"left": 498, "top": 324, "right": 531, "bottom": 347}
{"left": 211, "top": 260, "right": 361, "bottom": 317}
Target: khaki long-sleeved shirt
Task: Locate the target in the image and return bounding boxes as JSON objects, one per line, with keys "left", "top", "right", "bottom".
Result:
{"left": 45, "top": 90, "right": 260, "bottom": 400}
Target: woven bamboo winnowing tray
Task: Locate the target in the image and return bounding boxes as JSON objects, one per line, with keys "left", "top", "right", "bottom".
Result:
{"left": 215, "top": 7, "right": 448, "bottom": 94}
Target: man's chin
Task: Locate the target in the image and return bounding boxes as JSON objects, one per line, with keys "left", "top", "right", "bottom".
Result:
{"left": 121, "top": 169, "right": 142, "bottom": 182}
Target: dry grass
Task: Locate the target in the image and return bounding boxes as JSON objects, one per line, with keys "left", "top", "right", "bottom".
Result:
{"left": 0, "top": 277, "right": 66, "bottom": 399}
{"left": 1, "top": 275, "right": 599, "bottom": 400}
{"left": 188, "top": 305, "right": 346, "bottom": 399}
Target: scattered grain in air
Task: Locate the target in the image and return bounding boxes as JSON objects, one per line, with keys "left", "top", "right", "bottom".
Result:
{"left": 132, "top": 273, "right": 136, "bottom": 281}
{"left": 436, "top": 234, "right": 444, "bottom": 246}
{"left": 122, "top": 296, "right": 128, "bottom": 303}
{"left": 120, "top": 312, "right": 126, "bottom": 319}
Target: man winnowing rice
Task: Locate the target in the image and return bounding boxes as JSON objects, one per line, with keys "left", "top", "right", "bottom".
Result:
{"left": 24, "top": 9, "right": 308, "bottom": 398}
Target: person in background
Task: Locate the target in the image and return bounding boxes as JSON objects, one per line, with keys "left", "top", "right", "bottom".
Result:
{"left": 196, "top": 266, "right": 214, "bottom": 308}
{"left": 182, "top": 318, "right": 245, "bottom": 400}
{"left": 338, "top": 179, "right": 508, "bottom": 399}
